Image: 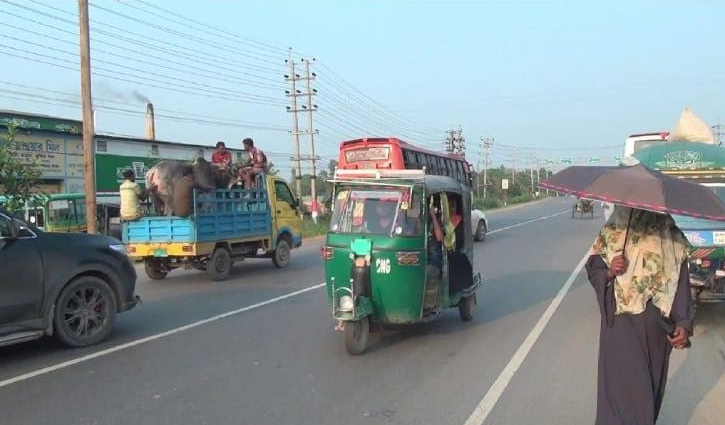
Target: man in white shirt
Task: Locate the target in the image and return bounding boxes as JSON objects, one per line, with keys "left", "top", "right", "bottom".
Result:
{"left": 120, "top": 170, "right": 154, "bottom": 221}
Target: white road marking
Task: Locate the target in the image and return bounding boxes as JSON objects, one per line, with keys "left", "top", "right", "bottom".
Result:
{"left": 0, "top": 283, "right": 326, "bottom": 389}
{"left": 462, "top": 252, "right": 590, "bottom": 425}
{"left": 488, "top": 210, "right": 569, "bottom": 235}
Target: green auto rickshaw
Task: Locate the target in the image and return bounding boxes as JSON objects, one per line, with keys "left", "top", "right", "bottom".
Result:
{"left": 322, "top": 169, "right": 482, "bottom": 355}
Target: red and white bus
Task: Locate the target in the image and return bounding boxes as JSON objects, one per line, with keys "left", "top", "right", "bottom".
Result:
{"left": 337, "top": 137, "right": 472, "bottom": 187}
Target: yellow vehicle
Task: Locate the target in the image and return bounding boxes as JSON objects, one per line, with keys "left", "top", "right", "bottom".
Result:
{"left": 122, "top": 175, "right": 302, "bottom": 281}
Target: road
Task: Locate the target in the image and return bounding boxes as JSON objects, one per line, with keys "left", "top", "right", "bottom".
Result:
{"left": 1, "top": 198, "right": 723, "bottom": 425}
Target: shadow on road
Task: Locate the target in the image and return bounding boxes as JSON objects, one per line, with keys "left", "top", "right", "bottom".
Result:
{"left": 659, "top": 301, "right": 725, "bottom": 425}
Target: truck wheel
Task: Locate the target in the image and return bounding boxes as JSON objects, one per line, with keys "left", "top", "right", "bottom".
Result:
{"left": 343, "top": 318, "right": 369, "bottom": 355}
{"left": 272, "top": 238, "right": 291, "bottom": 268}
{"left": 459, "top": 294, "right": 475, "bottom": 321}
{"left": 207, "top": 248, "right": 232, "bottom": 281}
{"left": 54, "top": 276, "right": 117, "bottom": 347}
{"left": 144, "top": 260, "right": 168, "bottom": 280}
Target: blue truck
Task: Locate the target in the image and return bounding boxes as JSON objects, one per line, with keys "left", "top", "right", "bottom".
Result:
{"left": 122, "top": 175, "right": 303, "bottom": 281}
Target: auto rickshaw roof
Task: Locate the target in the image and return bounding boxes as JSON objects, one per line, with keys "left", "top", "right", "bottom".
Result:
{"left": 331, "top": 169, "right": 468, "bottom": 194}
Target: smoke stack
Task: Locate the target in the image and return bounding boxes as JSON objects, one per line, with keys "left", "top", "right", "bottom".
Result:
{"left": 145, "top": 102, "right": 155, "bottom": 140}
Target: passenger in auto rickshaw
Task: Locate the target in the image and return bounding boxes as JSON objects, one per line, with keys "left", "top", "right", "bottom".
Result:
{"left": 427, "top": 193, "right": 473, "bottom": 307}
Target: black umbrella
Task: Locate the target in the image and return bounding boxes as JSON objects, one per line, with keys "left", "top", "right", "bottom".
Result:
{"left": 539, "top": 164, "right": 725, "bottom": 222}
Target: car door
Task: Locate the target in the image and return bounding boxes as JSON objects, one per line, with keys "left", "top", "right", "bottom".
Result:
{"left": 270, "top": 179, "right": 302, "bottom": 244}
{"left": 0, "top": 213, "right": 44, "bottom": 325}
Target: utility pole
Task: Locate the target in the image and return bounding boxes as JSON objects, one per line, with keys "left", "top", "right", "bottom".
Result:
{"left": 303, "top": 58, "right": 319, "bottom": 222}
{"left": 511, "top": 147, "right": 517, "bottom": 184}
{"left": 445, "top": 129, "right": 454, "bottom": 154}
{"left": 529, "top": 152, "right": 535, "bottom": 194}
{"left": 285, "top": 50, "right": 303, "bottom": 204}
{"left": 78, "top": 0, "right": 96, "bottom": 234}
{"left": 481, "top": 137, "right": 493, "bottom": 199}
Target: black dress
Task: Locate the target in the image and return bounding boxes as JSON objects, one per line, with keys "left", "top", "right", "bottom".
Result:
{"left": 448, "top": 221, "right": 472, "bottom": 295}
{"left": 585, "top": 255, "right": 694, "bottom": 425}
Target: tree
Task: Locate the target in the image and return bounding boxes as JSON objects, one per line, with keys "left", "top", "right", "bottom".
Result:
{"left": 0, "top": 124, "right": 43, "bottom": 214}
{"left": 327, "top": 159, "right": 338, "bottom": 174}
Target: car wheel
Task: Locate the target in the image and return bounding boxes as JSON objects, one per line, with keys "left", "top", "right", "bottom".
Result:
{"left": 144, "top": 260, "right": 168, "bottom": 280}
{"left": 54, "top": 276, "right": 118, "bottom": 347}
{"left": 474, "top": 220, "right": 487, "bottom": 242}
{"left": 272, "top": 238, "right": 291, "bottom": 268}
{"left": 206, "top": 247, "right": 232, "bottom": 281}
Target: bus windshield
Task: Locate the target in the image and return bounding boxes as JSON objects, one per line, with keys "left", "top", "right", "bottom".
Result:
{"left": 48, "top": 199, "right": 80, "bottom": 226}
{"left": 330, "top": 188, "right": 421, "bottom": 236}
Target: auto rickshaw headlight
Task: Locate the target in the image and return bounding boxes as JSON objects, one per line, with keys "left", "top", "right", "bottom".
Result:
{"left": 695, "top": 258, "right": 703, "bottom": 265}
{"left": 339, "top": 295, "right": 354, "bottom": 312}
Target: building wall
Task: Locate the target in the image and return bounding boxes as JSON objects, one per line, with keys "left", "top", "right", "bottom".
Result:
{"left": 3, "top": 110, "right": 247, "bottom": 195}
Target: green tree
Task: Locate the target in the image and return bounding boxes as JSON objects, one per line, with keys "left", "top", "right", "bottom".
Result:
{"left": 0, "top": 124, "right": 43, "bottom": 214}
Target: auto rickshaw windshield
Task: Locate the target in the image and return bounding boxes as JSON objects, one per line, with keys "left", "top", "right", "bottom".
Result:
{"left": 330, "top": 188, "right": 420, "bottom": 236}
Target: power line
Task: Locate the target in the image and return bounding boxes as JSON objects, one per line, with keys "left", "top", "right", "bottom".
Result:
{"left": 87, "top": 1, "right": 284, "bottom": 66}
{"left": 0, "top": 9, "right": 287, "bottom": 89}
{"left": 0, "top": 45, "right": 285, "bottom": 107}
{"left": 133, "top": 0, "right": 295, "bottom": 57}
{"left": 0, "top": 33, "right": 286, "bottom": 104}
{"left": 8, "top": 0, "right": 282, "bottom": 75}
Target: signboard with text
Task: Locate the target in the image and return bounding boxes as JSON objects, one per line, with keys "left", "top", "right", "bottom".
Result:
{"left": 4, "top": 133, "right": 84, "bottom": 178}
{"left": 501, "top": 178, "right": 509, "bottom": 190}
{"left": 95, "top": 154, "right": 162, "bottom": 192}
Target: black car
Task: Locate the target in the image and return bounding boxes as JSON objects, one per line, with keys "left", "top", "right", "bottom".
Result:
{"left": 0, "top": 209, "right": 139, "bottom": 348}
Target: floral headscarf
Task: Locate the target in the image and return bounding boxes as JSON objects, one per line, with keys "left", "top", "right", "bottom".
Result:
{"left": 589, "top": 205, "right": 689, "bottom": 316}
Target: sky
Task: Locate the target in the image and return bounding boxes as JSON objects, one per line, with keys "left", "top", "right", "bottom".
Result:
{"left": 2, "top": 0, "right": 724, "bottom": 175}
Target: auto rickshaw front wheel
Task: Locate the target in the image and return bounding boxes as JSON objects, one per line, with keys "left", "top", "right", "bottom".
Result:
{"left": 343, "top": 317, "right": 370, "bottom": 355}
{"left": 459, "top": 294, "right": 476, "bottom": 321}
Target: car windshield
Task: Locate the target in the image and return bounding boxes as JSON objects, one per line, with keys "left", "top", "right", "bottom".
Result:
{"left": 330, "top": 188, "right": 421, "bottom": 236}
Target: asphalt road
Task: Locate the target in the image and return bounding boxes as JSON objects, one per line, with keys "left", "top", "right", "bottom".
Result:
{"left": 1, "top": 197, "right": 723, "bottom": 425}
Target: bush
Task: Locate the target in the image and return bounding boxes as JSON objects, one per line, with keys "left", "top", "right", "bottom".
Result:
{"left": 301, "top": 215, "right": 330, "bottom": 238}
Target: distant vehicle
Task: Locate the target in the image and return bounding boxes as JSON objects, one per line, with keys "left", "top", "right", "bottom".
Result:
{"left": 337, "top": 137, "right": 473, "bottom": 187}
{"left": 0, "top": 193, "right": 121, "bottom": 238}
{"left": 337, "top": 137, "right": 487, "bottom": 241}
{"left": 123, "top": 175, "right": 302, "bottom": 281}
{"left": 633, "top": 141, "right": 725, "bottom": 303}
{"left": 622, "top": 131, "right": 669, "bottom": 160}
{"left": 0, "top": 208, "right": 139, "bottom": 348}
{"left": 471, "top": 209, "right": 488, "bottom": 241}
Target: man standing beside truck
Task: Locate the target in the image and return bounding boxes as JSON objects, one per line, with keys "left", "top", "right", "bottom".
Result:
{"left": 120, "top": 170, "right": 155, "bottom": 221}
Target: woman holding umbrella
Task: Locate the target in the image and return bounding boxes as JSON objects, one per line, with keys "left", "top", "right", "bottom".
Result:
{"left": 586, "top": 205, "right": 691, "bottom": 425}
{"left": 539, "top": 164, "right": 725, "bottom": 425}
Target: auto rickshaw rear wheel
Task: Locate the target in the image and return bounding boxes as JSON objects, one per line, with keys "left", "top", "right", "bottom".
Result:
{"left": 343, "top": 317, "right": 369, "bottom": 355}
{"left": 459, "top": 294, "right": 475, "bottom": 321}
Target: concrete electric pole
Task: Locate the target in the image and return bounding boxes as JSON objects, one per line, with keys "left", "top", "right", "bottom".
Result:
{"left": 78, "top": 0, "right": 97, "bottom": 234}
{"left": 481, "top": 137, "right": 493, "bottom": 199}
{"left": 285, "top": 50, "right": 303, "bottom": 203}
{"left": 303, "top": 58, "right": 319, "bottom": 222}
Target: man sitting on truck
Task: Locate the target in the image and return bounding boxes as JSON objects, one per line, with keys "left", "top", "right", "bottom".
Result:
{"left": 119, "top": 170, "right": 155, "bottom": 221}
{"left": 235, "top": 137, "right": 268, "bottom": 189}
{"left": 212, "top": 141, "right": 232, "bottom": 170}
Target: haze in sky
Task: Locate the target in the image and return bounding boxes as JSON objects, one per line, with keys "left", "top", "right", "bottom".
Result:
{"left": 3, "top": 0, "right": 723, "bottom": 173}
